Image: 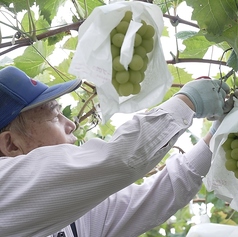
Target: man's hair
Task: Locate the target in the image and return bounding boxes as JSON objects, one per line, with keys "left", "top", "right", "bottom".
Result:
{"left": 0, "top": 100, "right": 56, "bottom": 136}
{"left": 0, "top": 101, "right": 55, "bottom": 156}
{"left": 0, "top": 114, "right": 28, "bottom": 156}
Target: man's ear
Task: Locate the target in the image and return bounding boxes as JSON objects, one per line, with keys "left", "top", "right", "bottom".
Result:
{"left": 0, "top": 131, "right": 24, "bottom": 157}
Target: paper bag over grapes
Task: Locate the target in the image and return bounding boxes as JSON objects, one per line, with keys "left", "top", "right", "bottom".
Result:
{"left": 203, "top": 98, "right": 238, "bottom": 211}
{"left": 69, "top": 1, "right": 173, "bottom": 123}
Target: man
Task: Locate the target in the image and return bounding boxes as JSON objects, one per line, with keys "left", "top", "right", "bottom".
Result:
{"left": 0, "top": 66, "right": 231, "bottom": 237}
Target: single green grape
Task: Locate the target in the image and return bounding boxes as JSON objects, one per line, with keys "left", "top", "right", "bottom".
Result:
{"left": 121, "top": 11, "right": 132, "bottom": 22}
{"left": 132, "top": 83, "right": 141, "bottom": 95}
{"left": 119, "top": 82, "right": 134, "bottom": 96}
{"left": 231, "top": 139, "right": 238, "bottom": 149}
{"left": 110, "top": 28, "right": 117, "bottom": 41}
{"left": 112, "top": 33, "right": 125, "bottom": 47}
{"left": 137, "top": 20, "right": 147, "bottom": 37}
{"left": 112, "top": 77, "right": 120, "bottom": 93}
{"left": 116, "top": 21, "right": 129, "bottom": 35}
{"left": 134, "top": 46, "right": 147, "bottom": 59}
{"left": 129, "top": 70, "right": 142, "bottom": 84}
{"left": 225, "top": 150, "right": 232, "bottom": 159}
{"left": 231, "top": 148, "right": 238, "bottom": 160}
{"left": 111, "top": 44, "right": 120, "bottom": 59}
{"left": 140, "top": 55, "right": 149, "bottom": 73}
{"left": 129, "top": 54, "right": 144, "bottom": 71}
{"left": 113, "top": 56, "right": 125, "bottom": 71}
{"left": 134, "top": 33, "right": 142, "bottom": 47}
{"left": 234, "top": 169, "right": 238, "bottom": 179}
{"left": 222, "top": 138, "right": 233, "bottom": 151}
{"left": 225, "top": 159, "right": 237, "bottom": 171}
{"left": 141, "top": 38, "right": 154, "bottom": 53}
{"left": 228, "top": 133, "right": 237, "bottom": 139}
{"left": 143, "top": 24, "right": 155, "bottom": 39}
{"left": 140, "top": 71, "right": 145, "bottom": 81}
{"left": 112, "top": 69, "right": 116, "bottom": 78}
{"left": 116, "top": 70, "right": 130, "bottom": 84}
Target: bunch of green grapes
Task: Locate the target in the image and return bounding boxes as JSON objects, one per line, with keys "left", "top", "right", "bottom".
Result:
{"left": 110, "top": 11, "right": 155, "bottom": 97}
{"left": 222, "top": 132, "right": 238, "bottom": 178}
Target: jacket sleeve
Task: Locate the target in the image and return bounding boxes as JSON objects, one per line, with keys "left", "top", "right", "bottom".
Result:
{"left": 76, "top": 139, "right": 212, "bottom": 237}
{"left": 0, "top": 97, "right": 195, "bottom": 237}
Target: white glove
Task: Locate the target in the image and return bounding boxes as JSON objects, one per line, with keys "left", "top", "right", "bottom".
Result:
{"left": 209, "top": 118, "right": 223, "bottom": 135}
{"left": 176, "top": 78, "right": 230, "bottom": 119}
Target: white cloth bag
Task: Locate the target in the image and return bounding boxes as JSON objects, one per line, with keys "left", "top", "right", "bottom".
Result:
{"left": 203, "top": 98, "right": 238, "bottom": 211}
{"left": 186, "top": 223, "right": 238, "bottom": 237}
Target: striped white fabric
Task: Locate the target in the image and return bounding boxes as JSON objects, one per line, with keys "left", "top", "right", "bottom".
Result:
{"left": 0, "top": 97, "right": 211, "bottom": 237}
{"left": 52, "top": 139, "right": 211, "bottom": 237}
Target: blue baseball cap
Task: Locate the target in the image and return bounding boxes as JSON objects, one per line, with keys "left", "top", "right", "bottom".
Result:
{"left": 0, "top": 66, "right": 82, "bottom": 130}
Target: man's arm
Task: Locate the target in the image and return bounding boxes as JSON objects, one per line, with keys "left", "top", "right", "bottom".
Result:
{"left": 75, "top": 138, "right": 212, "bottom": 237}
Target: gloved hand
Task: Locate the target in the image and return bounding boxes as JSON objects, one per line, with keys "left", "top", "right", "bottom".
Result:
{"left": 176, "top": 78, "right": 230, "bottom": 119}
{"left": 224, "top": 92, "right": 235, "bottom": 114}
{"left": 210, "top": 94, "right": 236, "bottom": 135}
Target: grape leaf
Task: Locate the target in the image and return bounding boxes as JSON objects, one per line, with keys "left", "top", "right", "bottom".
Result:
{"left": 62, "top": 105, "right": 73, "bottom": 120}
{"left": 48, "top": 32, "right": 65, "bottom": 46}
{"left": 76, "top": 0, "right": 103, "bottom": 16}
{"left": 187, "top": 131, "right": 199, "bottom": 145}
{"left": 14, "top": 41, "right": 54, "bottom": 77}
{"left": 154, "top": 0, "right": 184, "bottom": 14}
{"left": 38, "top": 0, "right": 66, "bottom": 24}
{"left": 227, "top": 49, "right": 238, "bottom": 72}
{"left": 44, "top": 53, "right": 75, "bottom": 86}
{"left": 176, "top": 31, "right": 198, "bottom": 40}
{"left": 204, "top": 26, "right": 238, "bottom": 59}
{"left": 185, "top": 0, "right": 238, "bottom": 35}
{"left": 21, "top": 10, "right": 50, "bottom": 35}
{"left": 168, "top": 65, "right": 193, "bottom": 84}
{"left": 177, "top": 31, "right": 215, "bottom": 58}
{"left": 185, "top": 0, "right": 238, "bottom": 69}
{"left": 1, "top": 0, "right": 66, "bottom": 24}
{"left": 35, "top": 70, "right": 53, "bottom": 85}
{"left": 162, "top": 65, "right": 193, "bottom": 102}
{"left": 63, "top": 36, "right": 78, "bottom": 50}
{"left": 162, "top": 26, "right": 169, "bottom": 37}
{"left": 98, "top": 120, "right": 116, "bottom": 137}
{"left": 0, "top": 0, "right": 35, "bottom": 12}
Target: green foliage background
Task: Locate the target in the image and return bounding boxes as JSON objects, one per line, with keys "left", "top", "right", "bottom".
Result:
{"left": 1, "top": 0, "right": 238, "bottom": 236}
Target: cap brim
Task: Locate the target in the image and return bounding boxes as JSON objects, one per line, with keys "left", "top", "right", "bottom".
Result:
{"left": 21, "top": 78, "right": 82, "bottom": 112}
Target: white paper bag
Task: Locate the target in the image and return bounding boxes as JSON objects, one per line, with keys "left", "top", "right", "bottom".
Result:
{"left": 69, "top": 1, "right": 173, "bottom": 123}
{"left": 203, "top": 98, "right": 238, "bottom": 211}
{"left": 186, "top": 223, "right": 238, "bottom": 237}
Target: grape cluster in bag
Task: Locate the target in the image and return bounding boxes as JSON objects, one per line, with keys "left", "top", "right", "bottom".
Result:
{"left": 110, "top": 11, "right": 155, "bottom": 97}
{"left": 222, "top": 133, "right": 238, "bottom": 178}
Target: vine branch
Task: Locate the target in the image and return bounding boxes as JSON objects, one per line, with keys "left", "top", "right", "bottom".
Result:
{"left": 167, "top": 57, "right": 227, "bottom": 66}
{"left": 0, "top": 21, "right": 84, "bottom": 55}
{"left": 163, "top": 14, "right": 199, "bottom": 28}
